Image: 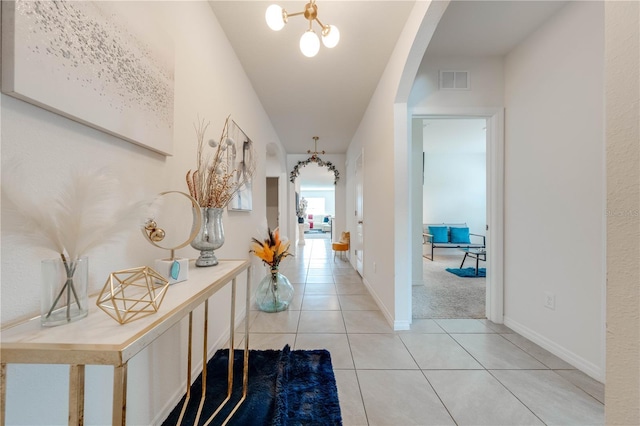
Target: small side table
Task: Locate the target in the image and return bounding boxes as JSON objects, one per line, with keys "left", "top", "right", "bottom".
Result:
{"left": 459, "top": 248, "right": 486, "bottom": 276}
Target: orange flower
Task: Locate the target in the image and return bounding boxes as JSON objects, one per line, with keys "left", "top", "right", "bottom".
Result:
{"left": 250, "top": 228, "right": 292, "bottom": 268}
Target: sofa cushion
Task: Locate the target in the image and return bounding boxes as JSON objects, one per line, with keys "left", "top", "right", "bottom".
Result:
{"left": 428, "top": 226, "right": 448, "bottom": 243}
{"left": 450, "top": 227, "right": 471, "bottom": 244}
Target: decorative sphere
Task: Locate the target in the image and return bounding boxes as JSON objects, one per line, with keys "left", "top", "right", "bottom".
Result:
{"left": 150, "top": 229, "right": 166, "bottom": 242}
{"left": 208, "top": 139, "right": 218, "bottom": 147}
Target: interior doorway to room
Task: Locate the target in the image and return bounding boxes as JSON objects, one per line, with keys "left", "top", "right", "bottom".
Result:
{"left": 413, "top": 117, "right": 488, "bottom": 319}
{"left": 298, "top": 165, "right": 336, "bottom": 241}
{"left": 266, "top": 177, "right": 279, "bottom": 230}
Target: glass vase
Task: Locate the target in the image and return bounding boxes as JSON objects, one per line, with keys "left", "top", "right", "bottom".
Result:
{"left": 256, "top": 269, "right": 294, "bottom": 312}
{"left": 41, "top": 256, "right": 89, "bottom": 326}
{"left": 190, "top": 207, "right": 225, "bottom": 267}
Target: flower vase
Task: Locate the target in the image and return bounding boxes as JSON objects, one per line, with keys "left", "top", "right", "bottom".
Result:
{"left": 191, "top": 207, "right": 225, "bottom": 267}
{"left": 256, "top": 268, "right": 294, "bottom": 312}
{"left": 41, "top": 256, "right": 89, "bottom": 326}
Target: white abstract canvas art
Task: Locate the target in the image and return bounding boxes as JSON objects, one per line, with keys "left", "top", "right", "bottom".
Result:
{"left": 227, "top": 120, "right": 254, "bottom": 212}
{"left": 1, "top": 0, "right": 175, "bottom": 155}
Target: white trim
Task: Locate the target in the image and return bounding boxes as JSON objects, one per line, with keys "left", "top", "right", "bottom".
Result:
{"left": 394, "top": 320, "right": 411, "bottom": 331}
{"left": 362, "top": 276, "right": 396, "bottom": 330}
{"left": 354, "top": 149, "right": 365, "bottom": 276}
{"left": 394, "top": 103, "right": 413, "bottom": 328}
{"left": 412, "top": 106, "right": 505, "bottom": 324}
{"left": 504, "top": 316, "right": 605, "bottom": 383}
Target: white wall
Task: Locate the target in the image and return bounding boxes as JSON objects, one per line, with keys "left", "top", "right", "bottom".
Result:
{"left": 409, "top": 55, "right": 504, "bottom": 109}
{"left": 423, "top": 118, "right": 487, "bottom": 238}
{"left": 503, "top": 1, "right": 605, "bottom": 380}
{"left": 604, "top": 1, "right": 640, "bottom": 422}
{"left": 346, "top": 1, "right": 446, "bottom": 328}
{"left": 300, "top": 189, "right": 335, "bottom": 216}
{"left": 1, "top": 2, "right": 282, "bottom": 424}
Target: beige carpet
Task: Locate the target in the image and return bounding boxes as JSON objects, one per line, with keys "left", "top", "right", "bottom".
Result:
{"left": 412, "top": 254, "right": 486, "bottom": 319}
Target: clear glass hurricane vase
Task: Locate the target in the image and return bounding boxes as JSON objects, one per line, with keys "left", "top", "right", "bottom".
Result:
{"left": 191, "top": 207, "right": 225, "bottom": 267}
{"left": 41, "top": 256, "right": 89, "bottom": 326}
{"left": 256, "top": 269, "right": 294, "bottom": 312}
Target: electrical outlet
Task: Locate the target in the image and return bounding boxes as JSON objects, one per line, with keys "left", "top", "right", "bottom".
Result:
{"left": 544, "top": 292, "right": 555, "bottom": 310}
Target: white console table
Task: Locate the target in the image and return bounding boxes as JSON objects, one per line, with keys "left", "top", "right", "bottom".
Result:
{"left": 1, "top": 260, "right": 251, "bottom": 426}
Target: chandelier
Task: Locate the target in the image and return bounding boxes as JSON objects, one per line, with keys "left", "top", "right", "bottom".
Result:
{"left": 265, "top": 0, "right": 340, "bottom": 58}
{"left": 289, "top": 137, "right": 340, "bottom": 184}
{"left": 307, "top": 136, "right": 325, "bottom": 161}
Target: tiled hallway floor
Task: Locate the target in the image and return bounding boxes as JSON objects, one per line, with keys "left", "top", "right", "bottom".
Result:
{"left": 240, "top": 238, "right": 604, "bottom": 425}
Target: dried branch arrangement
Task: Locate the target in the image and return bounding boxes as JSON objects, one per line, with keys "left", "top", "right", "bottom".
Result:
{"left": 186, "top": 116, "right": 256, "bottom": 208}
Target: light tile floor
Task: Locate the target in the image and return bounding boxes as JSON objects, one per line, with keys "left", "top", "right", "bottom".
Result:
{"left": 240, "top": 238, "right": 604, "bottom": 425}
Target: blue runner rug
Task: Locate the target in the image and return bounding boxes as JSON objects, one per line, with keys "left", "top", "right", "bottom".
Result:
{"left": 446, "top": 267, "right": 486, "bottom": 278}
{"left": 162, "top": 345, "right": 342, "bottom": 425}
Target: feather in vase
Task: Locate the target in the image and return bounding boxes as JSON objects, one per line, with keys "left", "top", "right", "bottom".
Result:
{"left": 2, "top": 164, "right": 149, "bottom": 260}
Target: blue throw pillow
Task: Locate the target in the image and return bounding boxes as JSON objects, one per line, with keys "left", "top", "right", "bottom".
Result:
{"left": 428, "top": 226, "right": 448, "bottom": 243}
{"left": 450, "top": 227, "right": 471, "bottom": 244}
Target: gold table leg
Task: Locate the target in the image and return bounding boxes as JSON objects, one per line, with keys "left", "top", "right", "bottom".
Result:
{"left": 177, "top": 312, "right": 193, "bottom": 426}
{"left": 194, "top": 300, "right": 209, "bottom": 426}
{"left": 112, "top": 363, "right": 128, "bottom": 426}
{"left": 221, "top": 273, "right": 251, "bottom": 424}
{"left": 69, "top": 365, "right": 85, "bottom": 426}
{"left": 204, "top": 269, "right": 251, "bottom": 426}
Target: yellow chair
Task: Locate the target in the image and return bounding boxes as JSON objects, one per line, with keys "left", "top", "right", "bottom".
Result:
{"left": 332, "top": 231, "right": 350, "bottom": 261}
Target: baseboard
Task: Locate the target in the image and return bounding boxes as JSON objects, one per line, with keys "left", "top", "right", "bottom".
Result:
{"left": 394, "top": 320, "right": 411, "bottom": 330}
{"left": 362, "top": 276, "right": 396, "bottom": 330}
{"left": 503, "top": 316, "right": 604, "bottom": 383}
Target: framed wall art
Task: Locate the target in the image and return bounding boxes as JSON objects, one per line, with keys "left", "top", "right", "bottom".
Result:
{"left": 1, "top": 0, "right": 175, "bottom": 155}
{"left": 227, "top": 120, "right": 254, "bottom": 212}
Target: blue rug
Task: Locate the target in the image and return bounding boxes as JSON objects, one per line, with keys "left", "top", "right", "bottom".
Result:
{"left": 446, "top": 267, "right": 486, "bottom": 278}
{"left": 162, "top": 345, "right": 342, "bottom": 425}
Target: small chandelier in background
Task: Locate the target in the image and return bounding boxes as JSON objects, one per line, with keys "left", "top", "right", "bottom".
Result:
{"left": 307, "top": 136, "right": 325, "bottom": 161}
{"left": 265, "top": 0, "right": 340, "bottom": 58}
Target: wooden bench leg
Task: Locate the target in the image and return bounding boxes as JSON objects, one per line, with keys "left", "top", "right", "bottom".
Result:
{"left": 1, "top": 363, "right": 6, "bottom": 426}
{"left": 113, "top": 364, "right": 127, "bottom": 426}
{"left": 69, "top": 365, "right": 85, "bottom": 426}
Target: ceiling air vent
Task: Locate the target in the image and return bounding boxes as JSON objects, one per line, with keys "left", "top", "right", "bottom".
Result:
{"left": 439, "top": 70, "right": 469, "bottom": 90}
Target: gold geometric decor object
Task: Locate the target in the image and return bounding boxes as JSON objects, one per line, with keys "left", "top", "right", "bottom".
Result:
{"left": 96, "top": 266, "right": 169, "bottom": 325}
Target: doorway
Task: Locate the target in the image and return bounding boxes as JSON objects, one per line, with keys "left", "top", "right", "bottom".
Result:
{"left": 266, "top": 177, "right": 279, "bottom": 230}
{"left": 409, "top": 108, "right": 505, "bottom": 324}
{"left": 299, "top": 165, "right": 336, "bottom": 242}
{"left": 415, "top": 117, "right": 487, "bottom": 319}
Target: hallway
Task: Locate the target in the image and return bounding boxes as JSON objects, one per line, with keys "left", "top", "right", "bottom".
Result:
{"left": 241, "top": 238, "right": 604, "bottom": 425}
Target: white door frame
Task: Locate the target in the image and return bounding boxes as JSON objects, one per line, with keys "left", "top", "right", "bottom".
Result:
{"left": 355, "top": 151, "right": 364, "bottom": 276}
{"left": 412, "top": 107, "right": 504, "bottom": 323}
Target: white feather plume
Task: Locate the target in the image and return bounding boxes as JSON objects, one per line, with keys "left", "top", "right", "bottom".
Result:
{"left": 2, "top": 165, "right": 149, "bottom": 260}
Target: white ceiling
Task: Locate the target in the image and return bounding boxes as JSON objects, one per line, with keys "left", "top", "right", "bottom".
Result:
{"left": 209, "top": 1, "right": 414, "bottom": 155}
{"left": 425, "top": 1, "right": 566, "bottom": 57}
{"left": 209, "top": 1, "right": 567, "bottom": 155}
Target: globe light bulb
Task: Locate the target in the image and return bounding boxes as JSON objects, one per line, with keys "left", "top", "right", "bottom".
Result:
{"left": 300, "top": 30, "right": 320, "bottom": 57}
{"left": 321, "top": 25, "right": 340, "bottom": 48}
{"left": 265, "top": 4, "right": 285, "bottom": 31}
